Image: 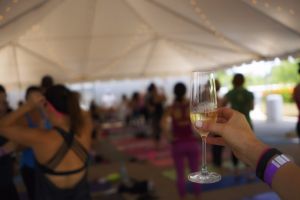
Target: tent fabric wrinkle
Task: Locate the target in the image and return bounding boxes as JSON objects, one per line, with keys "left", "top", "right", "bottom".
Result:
{"left": 0, "top": 0, "right": 299, "bottom": 88}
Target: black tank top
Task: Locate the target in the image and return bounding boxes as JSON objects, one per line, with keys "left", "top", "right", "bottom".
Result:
{"left": 0, "top": 136, "right": 14, "bottom": 186}
{"left": 35, "top": 127, "right": 91, "bottom": 200}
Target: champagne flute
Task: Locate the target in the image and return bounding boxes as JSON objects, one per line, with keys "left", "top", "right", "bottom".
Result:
{"left": 188, "top": 71, "right": 221, "bottom": 184}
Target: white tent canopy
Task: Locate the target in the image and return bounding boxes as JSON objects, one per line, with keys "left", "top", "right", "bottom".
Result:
{"left": 0, "top": 0, "right": 300, "bottom": 89}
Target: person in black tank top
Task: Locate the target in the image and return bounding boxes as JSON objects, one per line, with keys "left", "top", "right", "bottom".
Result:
{"left": 35, "top": 127, "right": 90, "bottom": 200}
{"left": 145, "top": 83, "right": 166, "bottom": 149}
{"left": 0, "top": 85, "right": 92, "bottom": 200}
{"left": 0, "top": 85, "right": 19, "bottom": 200}
{"left": 0, "top": 136, "right": 19, "bottom": 200}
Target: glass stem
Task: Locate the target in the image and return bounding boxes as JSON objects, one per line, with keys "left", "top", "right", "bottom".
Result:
{"left": 201, "top": 136, "right": 208, "bottom": 176}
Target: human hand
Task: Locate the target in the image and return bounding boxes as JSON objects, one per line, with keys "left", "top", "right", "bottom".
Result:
{"left": 27, "top": 93, "right": 45, "bottom": 110}
{"left": 202, "top": 108, "right": 268, "bottom": 168}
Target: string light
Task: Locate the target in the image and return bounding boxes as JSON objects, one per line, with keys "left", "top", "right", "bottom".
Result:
{"left": 277, "top": 6, "right": 282, "bottom": 12}
{"left": 6, "top": 7, "right": 11, "bottom": 13}
{"left": 289, "top": 9, "right": 295, "bottom": 15}
{"left": 250, "top": 0, "right": 296, "bottom": 16}
{"left": 0, "top": 0, "right": 19, "bottom": 23}
{"left": 189, "top": 0, "right": 197, "bottom": 6}
{"left": 187, "top": 0, "right": 243, "bottom": 53}
{"left": 264, "top": 2, "right": 269, "bottom": 8}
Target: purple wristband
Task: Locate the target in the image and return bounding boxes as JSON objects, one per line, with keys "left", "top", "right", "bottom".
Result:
{"left": 263, "top": 154, "right": 291, "bottom": 187}
{"left": 264, "top": 161, "right": 278, "bottom": 186}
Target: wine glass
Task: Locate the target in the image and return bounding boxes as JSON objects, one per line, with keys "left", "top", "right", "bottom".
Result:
{"left": 188, "top": 71, "right": 221, "bottom": 184}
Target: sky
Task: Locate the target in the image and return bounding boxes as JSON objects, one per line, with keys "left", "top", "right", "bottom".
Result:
{"left": 226, "top": 58, "right": 283, "bottom": 77}
{"left": 225, "top": 56, "right": 298, "bottom": 77}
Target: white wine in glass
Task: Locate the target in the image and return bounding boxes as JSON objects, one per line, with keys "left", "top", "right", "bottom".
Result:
{"left": 188, "top": 71, "right": 221, "bottom": 184}
{"left": 190, "top": 109, "right": 217, "bottom": 137}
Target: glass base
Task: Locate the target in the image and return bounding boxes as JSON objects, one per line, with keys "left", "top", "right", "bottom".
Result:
{"left": 188, "top": 171, "right": 221, "bottom": 184}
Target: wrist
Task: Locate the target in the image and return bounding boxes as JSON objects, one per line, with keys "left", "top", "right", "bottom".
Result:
{"left": 246, "top": 139, "right": 269, "bottom": 168}
{"left": 263, "top": 154, "right": 292, "bottom": 187}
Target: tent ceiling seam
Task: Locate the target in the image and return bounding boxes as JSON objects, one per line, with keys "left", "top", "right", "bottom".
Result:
{"left": 13, "top": 42, "right": 68, "bottom": 73}
{"left": 123, "top": 0, "right": 158, "bottom": 36}
{"left": 162, "top": 38, "right": 196, "bottom": 68}
{"left": 90, "top": 37, "right": 156, "bottom": 77}
{"left": 241, "top": 0, "right": 300, "bottom": 37}
{"left": 15, "top": 34, "right": 153, "bottom": 41}
{"left": 165, "top": 36, "right": 244, "bottom": 54}
{"left": 80, "top": 0, "right": 98, "bottom": 81}
{"left": 147, "top": 0, "right": 263, "bottom": 58}
{"left": 11, "top": 43, "right": 22, "bottom": 89}
{"left": 164, "top": 37, "right": 220, "bottom": 65}
{"left": 140, "top": 36, "right": 158, "bottom": 76}
{"left": 0, "top": 0, "right": 50, "bottom": 30}
{"left": 0, "top": 43, "right": 9, "bottom": 52}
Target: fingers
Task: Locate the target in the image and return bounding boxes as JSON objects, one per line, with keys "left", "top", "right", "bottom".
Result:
{"left": 207, "top": 137, "right": 226, "bottom": 146}
{"left": 216, "top": 117, "right": 227, "bottom": 123}
{"left": 202, "top": 121, "right": 226, "bottom": 135}
{"left": 198, "top": 108, "right": 235, "bottom": 141}
{"left": 217, "top": 107, "right": 234, "bottom": 119}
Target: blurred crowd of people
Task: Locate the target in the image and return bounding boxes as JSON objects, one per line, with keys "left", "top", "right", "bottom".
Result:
{"left": 89, "top": 83, "right": 167, "bottom": 147}
{"left": 0, "top": 70, "right": 299, "bottom": 200}
{"left": 88, "top": 74, "right": 255, "bottom": 199}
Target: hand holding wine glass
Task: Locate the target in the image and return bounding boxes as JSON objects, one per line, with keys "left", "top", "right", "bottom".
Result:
{"left": 189, "top": 71, "right": 221, "bottom": 184}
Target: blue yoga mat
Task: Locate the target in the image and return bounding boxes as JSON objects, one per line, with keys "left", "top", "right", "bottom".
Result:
{"left": 242, "top": 192, "right": 280, "bottom": 200}
{"left": 186, "top": 174, "right": 259, "bottom": 192}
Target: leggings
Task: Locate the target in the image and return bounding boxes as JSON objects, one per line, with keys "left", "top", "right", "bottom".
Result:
{"left": 212, "top": 144, "right": 224, "bottom": 167}
{"left": 0, "top": 182, "right": 19, "bottom": 200}
{"left": 21, "top": 166, "right": 36, "bottom": 200}
{"left": 171, "top": 141, "right": 201, "bottom": 198}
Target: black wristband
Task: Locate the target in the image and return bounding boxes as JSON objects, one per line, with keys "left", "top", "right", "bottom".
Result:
{"left": 256, "top": 148, "right": 282, "bottom": 180}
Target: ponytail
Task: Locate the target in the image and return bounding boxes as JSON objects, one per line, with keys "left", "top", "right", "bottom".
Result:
{"left": 67, "top": 91, "right": 83, "bottom": 134}
{"left": 45, "top": 84, "right": 84, "bottom": 134}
